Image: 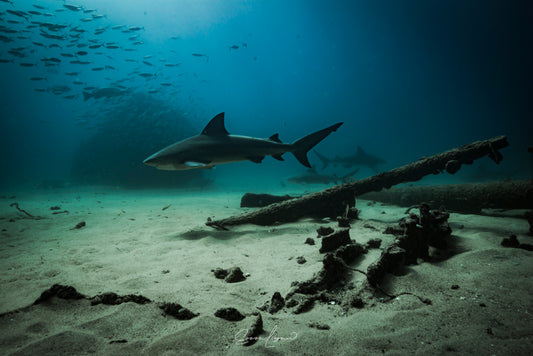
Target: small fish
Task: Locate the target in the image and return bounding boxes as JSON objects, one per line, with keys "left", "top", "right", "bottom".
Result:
{"left": 111, "top": 25, "right": 124, "bottom": 30}
{"left": 89, "top": 44, "right": 101, "bottom": 49}
{"left": 80, "top": 18, "right": 92, "bottom": 22}
{"left": 192, "top": 53, "right": 209, "bottom": 62}
{"left": 60, "top": 53, "right": 74, "bottom": 57}
{"left": 41, "top": 57, "right": 61, "bottom": 63}
{"left": 63, "top": 4, "right": 82, "bottom": 12}
{"left": 6, "top": 10, "right": 29, "bottom": 19}
{"left": 33, "top": 4, "right": 46, "bottom": 10}
{"left": 164, "top": 63, "right": 181, "bottom": 67}
{"left": 28, "top": 11, "right": 42, "bottom": 16}
{"left": 30, "top": 77, "right": 48, "bottom": 81}
{"left": 20, "top": 62, "right": 35, "bottom": 67}
{"left": 138, "top": 73, "right": 155, "bottom": 78}
{"left": 129, "top": 26, "right": 144, "bottom": 31}
{"left": 91, "top": 67, "right": 104, "bottom": 71}
{"left": 0, "top": 35, "right": 13, "bottom": 43}
{"left": 106, "top": 45, "right": 119, "bottom": 49}
{"left": 32, "top": 41, "right": 45, "bottom": 47}
{"left": 229, "top": 45, "right": 239, "bottom": 50}
{"left": 76, "top": 50, "right": 88, "bottom": 56}
{"left": 142, "top": 60, "right": 153, "bottom": 66}
{"left": 65, "top": 72, "right": 80, "bottom": 76}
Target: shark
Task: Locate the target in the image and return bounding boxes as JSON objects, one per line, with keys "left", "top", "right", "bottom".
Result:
{"left": 314, "top": 146, "right": 385, "bottom": 172}
{"left": 143, "top": 112, "right": 343, "bottom": 170}
{"left": 286, "top": 167, "right": 360, "bottom": 185}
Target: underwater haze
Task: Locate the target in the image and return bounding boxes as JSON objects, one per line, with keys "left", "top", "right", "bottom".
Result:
{"left": 1, "top": 0, "right": 531, "bottom": 191}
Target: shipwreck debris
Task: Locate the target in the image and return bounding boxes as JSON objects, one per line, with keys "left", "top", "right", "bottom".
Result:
{"left": 9, "top": 202, "right": 45, "bottom": 220}
{"left": 362, "top": 180, "right": 533, "bottom": 213}
{"left": 206, "top": 136, "right": 509, "bottom": 228}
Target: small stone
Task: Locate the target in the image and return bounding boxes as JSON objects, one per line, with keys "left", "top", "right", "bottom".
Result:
{"left": 317, "top": 226, "right": 334, "bottom": 236}
{"left": 451, "top": 284, "right": 460, "bottom": 290}
{"left": 296, "top": 256, "right": 306, "bottom": 264}
{"left": 308, "top": 322, "right": 330, "bottom": 330}
{"left": 304, "top": 238, "right": 315, "bottom": 245}
{"left": 214, "top": 307, "right": 245, "bottom": 321}
{"left": 70, "top": 221, "right": 86, "bottom": 230}
{"left": 269, "top": 292, "right": 285, "bottom": 314}
{"left": 160, "top": 302, "right": 198, "bottom": 320}
{"left": 213, "top": 267, "right": 228, "bottom": 279}
{"left": 501, "top": 235, "right": 520, "bottom": 248}
{"left": 225, "top": 267, "right": 246, "bottom": 283}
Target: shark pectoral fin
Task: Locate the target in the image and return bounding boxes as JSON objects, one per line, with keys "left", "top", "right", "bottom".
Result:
{"left": 185, "top": 161, "right": 210, "bottom": 168}
{"left": 272, "top": 154, "right": 284, "bottom": 161}
{"left": 247, "top": 156, "right": 264, "bottom": 164}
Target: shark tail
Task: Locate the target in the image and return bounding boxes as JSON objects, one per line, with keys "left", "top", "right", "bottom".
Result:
{"left": 291, "top": 122, "right": 343, "bottom": 168}
{"left": 313, "top": 150, "right": 332, "bottom": 169}
{"left": 82, "top": 91, "right": 92, "bottom": 101}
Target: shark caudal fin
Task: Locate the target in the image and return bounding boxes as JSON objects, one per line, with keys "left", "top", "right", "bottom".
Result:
{"left": 291, "top": 122, "right": 343, "bottom": 168}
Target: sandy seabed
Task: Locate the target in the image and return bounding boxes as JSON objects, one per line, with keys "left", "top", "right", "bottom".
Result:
{"left": 0, "top": 186, "right": 532, "bottom": 355}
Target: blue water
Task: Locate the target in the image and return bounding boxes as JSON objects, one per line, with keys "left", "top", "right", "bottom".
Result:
{"left": 1, "top": 0, "right": 531, "bottom": 191}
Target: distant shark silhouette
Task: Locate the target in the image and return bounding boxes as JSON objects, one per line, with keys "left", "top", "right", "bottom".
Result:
{"left": 286, "top": 167, "right": 359, "bottom": 185}
{"left": 143, "top": 112, "right": 343, "bottom": 170}
{"left": 314, "top": 147, "right": 385, "bottom": 172}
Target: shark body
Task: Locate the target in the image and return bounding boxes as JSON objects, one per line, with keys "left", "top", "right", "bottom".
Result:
{"left": 143, "top": 112, "right": 343, "bottom": 170}
{"left": 286, "top": 167, "right": 360, "bottom": 185}
{"left": 314, "top": 147, "right": 385, "bottom": 172}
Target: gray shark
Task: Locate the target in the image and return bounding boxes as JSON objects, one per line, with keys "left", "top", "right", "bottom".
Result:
{"left": 314, "top": 146, "right": 385, "bottom": 172}
{"left": 286, "top": 167, "right": 360, "bottom": 185}
{"left": 143, "top": 112, "right": 343, "bottom": 170}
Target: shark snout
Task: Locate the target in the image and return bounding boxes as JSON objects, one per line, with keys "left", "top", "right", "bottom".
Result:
{"left": 143, "top": 154, "right": 158, "bottom": 167}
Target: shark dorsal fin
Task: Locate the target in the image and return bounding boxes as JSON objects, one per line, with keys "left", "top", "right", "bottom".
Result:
{"left": 201, "top": 112, "right": 229, "bottom": 136}
{"left": 269, "top": 133, "right": 282, "bottom": 143}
